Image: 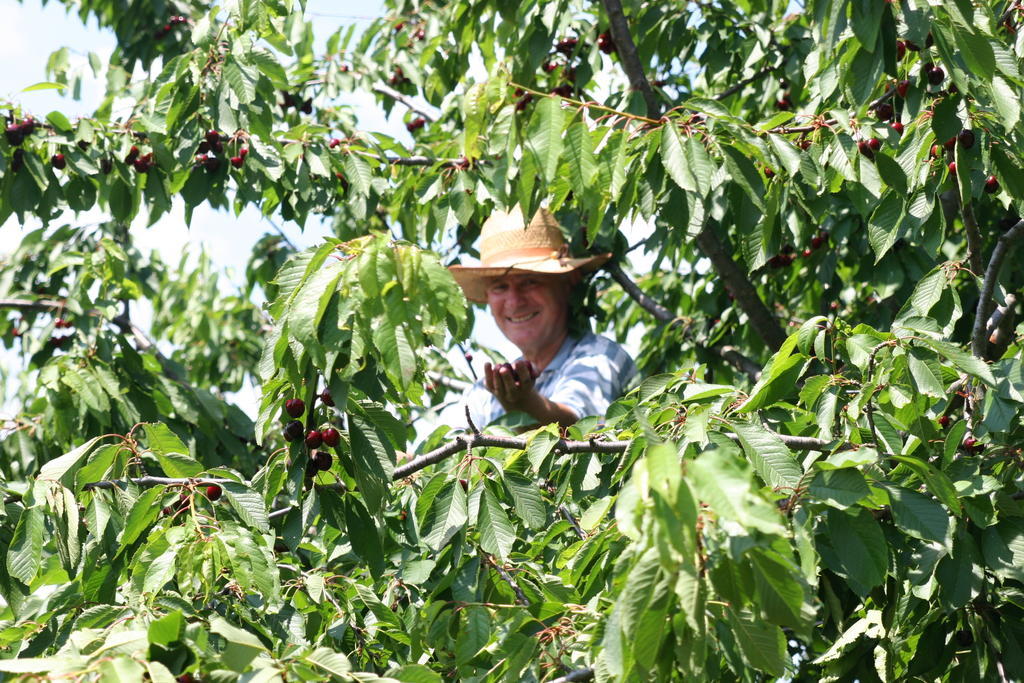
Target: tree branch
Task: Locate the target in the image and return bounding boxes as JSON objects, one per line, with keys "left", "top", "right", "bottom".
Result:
{"left": 550, "top": 669, "right": 595, "bottom": 683}
{"left": 371, "top": 82, "right": 440, "bottom": 122}
{"left": 392, "top": 428, "right": 837, "bottom": 480}
{"left": 82, "top": 476, "right": 231, "bottom": 491}
{"left": 604, "top": 262, "right": 763, "bottom": 381}
{"left": 350, "top": 150, "right": 474, "bottom": 167}
{"left": 605, "top": 261, "right": 673, "bottom": 320}
{"left": 956, "top": 181, "right": 985, "bottom": 276}
{"left": 391, "top": 434, "right": 631, "bottom": 479}
{"left": 694, "top": 224, "right": 788, "bottom": 351}
{"left": 972, "top": 220, "right": 1024, "bottom": 357}
{"left": 600, "top": 0, "right": 661, "bottom": 118}
{"left": 987, "top": 293, "right": 1017, "bottom": 359}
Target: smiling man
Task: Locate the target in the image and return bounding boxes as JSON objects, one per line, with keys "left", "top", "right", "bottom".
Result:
{"left": 449, "top": 206, "right": 637, "bottom": 429}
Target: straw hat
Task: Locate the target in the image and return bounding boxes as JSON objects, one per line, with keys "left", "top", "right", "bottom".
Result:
{"left": 449, "top": 206, "right": 612, "bottom": 303}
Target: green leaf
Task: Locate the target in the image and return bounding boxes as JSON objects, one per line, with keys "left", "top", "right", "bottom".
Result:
{"left": 46, "top": 110, "right": 72, "bottom": 132}
{"left": 21, "top": 81, "right": 67, "bottom": 92}
{"left": 727, "top": 609, "right": 788, "bottom": 676}
{"left": 906, "top": 348, "right": 945, "bottom": 397}
{"left": 7, "top": 507, "right": 44, "bottom": 585}
{"left": 935, "top": 530, "right": 982, "bottom": 610}
{"left": 884, "top": 484, "right": 950, "bottom": 545}
{"left": 729, "top": 421, "right": 803, "bottom": 490}
{"left": 982, "top": 518, "right": 1024, "bottom": 583}
{"left": 422, "top": 479, "right": 468, "bottom": 550}
{"left": 343, "top": 495, "right": 385, "bottom": 578}
{"left": 209, "top": 616, "right": 267, "bottom": 672}
{"left": 221, "top": 481, "right": 270, "bottom": 532}
{"left": 223, "top": 57, "right": 258, "bottom": 104}
{"left": 341, "top": 153, "right": 372, "bottom": 195}
{"left": 141, "top": 423, "right": 203, "bottom": 478}
{"left": 915, "top": 338, "right": 996, "bottom": 386}
{"left": 120, "top": 487, "right": 165, "bottom": 549}
{"left": 502, "top": 472, "right": 547, "bottom": 529}
{"left": 808, "top": 469, "right": 870, "bottom": 508}
{"left": 736, "top": 335, "right": 805, "bottom": 412}
{"left": 908, "top": 267, "right": 948, "bottom": 317}
{"left": 990, "top": 76, "right": 1020, "bottom": 131}
{"left": 455, "top": 605, "right": 491, "bottom": 665}
{"left": 661, "top": 124, "right": 698, "bottom": 193}
{"left": 867, "top": 192, "right": 903, "bottom": 261}
{"left": 348, "top": 412, "right": 394, "bottom": 511}
{"left": 890, "top": 455, "right": 962, "bottom": 515}
{"left": 751, "top": 549, "right": 810, "bottom": 631}
{"left": 387, "top": 664, "right": 442, "bottom": 683}
{"left": 564, "top": 121, "right": 597, "bottom": 196}
{"left": 953, "top": 30, "right": 995, "bottom": 81}
{"left": 525, "top": 96, "right": 566, "bottom": 181}
{"left": 478, "top": 484, "right": 515, "bottom": 560}
{"left": 38, "top": 436, "right": 102, "bottom": 488}
{"left": 824, "top": 508, "right": 888, "bottom": 593}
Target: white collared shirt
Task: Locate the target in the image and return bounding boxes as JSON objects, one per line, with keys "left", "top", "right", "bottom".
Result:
{"left": 464, "top": 332, "right": 637, "bottom": 428}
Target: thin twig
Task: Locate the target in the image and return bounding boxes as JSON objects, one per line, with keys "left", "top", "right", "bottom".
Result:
{"left": 559, "top": 504, "right": 586, "bottom": 540}
{"left": 714, "top": 64, "right": 777, "bottom": 101}
{"left": 483, "top": 554, "right": 529, "bottom": 605}
{"left": 508, "top": 82, "right": 660, "bottom": 125}
{"left": 426, "top": 371, "right": 471, "bottom": 392}
{"left": 268, "top": 506, "right": 292, "bottom": 520}
{"left": 865, "top": 340, "right": 897, "bottom": 452}
{"left": 764, "top": 119, "right": 838, "bottom": 135}
{"left": 264, "top": 218, "right": 297, "bottom": 250}
{"left": 601, "top": 0, "right": 661, "bottom": 118}
{"left": 972, "top": 220, "right": 1024, "bottom": 357}
{"left": 465, "top": 406, "right": 480, "bottom": 435}
{"left": 371, "top": 83, "right": 440, "bottom": 122}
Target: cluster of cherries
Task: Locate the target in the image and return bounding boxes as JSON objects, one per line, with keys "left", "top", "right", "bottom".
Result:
{"left": 282, "top": 392, "right": 340, "bottom": 477}
{"left": 162, "top": 483, "right": 222, "bottom": 517}
{"left": 513, "top": 29, "right": 616, "bottom": 112}
{"left": 154, "top": 14, "right": 189, "bottom": 40}
{"left": 4, "top": 117, "right": 37, "bottom": 146}
{"left": 194, "top": 130, "right": 248, "bottom": 171}
{"left": 767, "top": 231, "right": 829, "bottom": 269}
{"left": 123, "top": 145, "right": 156, "bottom": 173}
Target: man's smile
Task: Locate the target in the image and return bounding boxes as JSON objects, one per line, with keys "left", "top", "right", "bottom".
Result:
{"left": 506, "top": 312, "right": 539, "bottom": 323}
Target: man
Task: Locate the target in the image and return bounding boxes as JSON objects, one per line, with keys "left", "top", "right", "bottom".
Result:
{"left": 449, "top": 206, "right": 637, "bottom": 429}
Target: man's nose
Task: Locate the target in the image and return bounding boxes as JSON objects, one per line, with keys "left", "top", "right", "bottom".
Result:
{"left": 506, "top": 284, "right": 527, "bottom": 306}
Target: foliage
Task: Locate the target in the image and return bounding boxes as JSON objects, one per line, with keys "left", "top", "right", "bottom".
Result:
{"left": 2, "top": 0, "right": 1024, "bottom": 680}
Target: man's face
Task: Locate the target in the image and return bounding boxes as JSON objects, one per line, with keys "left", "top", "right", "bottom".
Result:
{"left": 485, "top": 272, "right": 574, "bottom": 359}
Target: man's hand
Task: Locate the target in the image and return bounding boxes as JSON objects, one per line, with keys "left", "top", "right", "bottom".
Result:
{"left": 483, "top": 360, "right": 538, "bottom": 412}
{"left": 483, "top": 360, "right": 579, "bottom": 428}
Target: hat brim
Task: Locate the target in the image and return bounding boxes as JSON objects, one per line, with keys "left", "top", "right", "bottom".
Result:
{"left": 449, "top": 253, "right": 612, "bottom": 303}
